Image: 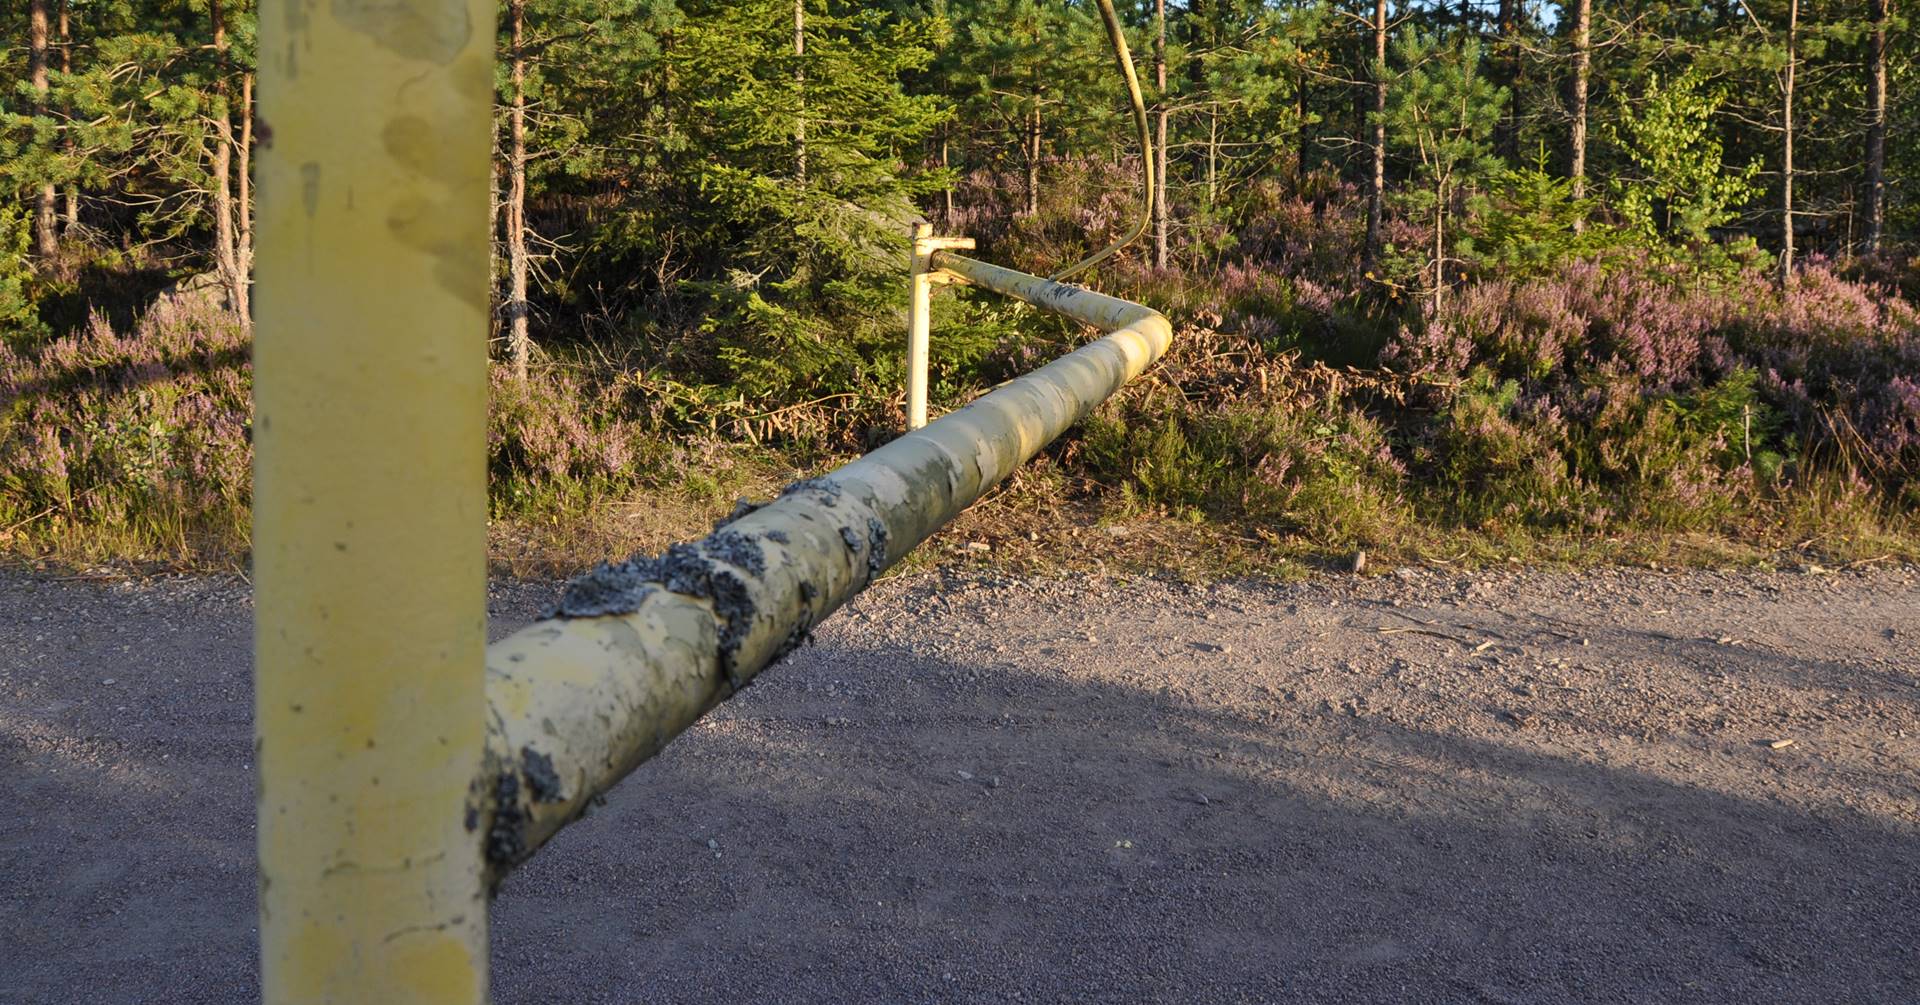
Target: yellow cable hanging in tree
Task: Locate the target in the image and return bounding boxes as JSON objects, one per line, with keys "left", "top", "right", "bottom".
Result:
{"left": 1048, "top": 0, "right": 1156, "bottom": 283}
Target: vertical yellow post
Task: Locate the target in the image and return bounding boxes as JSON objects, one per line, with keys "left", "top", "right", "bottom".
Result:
{"left": 906, "top": 223, "right": 972, "bottom": 431}
{"left": 253, "top": 0, "right": 492, "bottom": 1000}
{"left": 907, "top": 222, "right": 934, "bottom": 431}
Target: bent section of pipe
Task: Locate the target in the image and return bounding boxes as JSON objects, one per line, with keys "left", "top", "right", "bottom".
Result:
{"left": 475, "top": 262, "right": 1171, "bottom": 884}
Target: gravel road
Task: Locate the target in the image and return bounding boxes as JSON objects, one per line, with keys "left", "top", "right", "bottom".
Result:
{"left": 2, "top": 563, "right": 1916, "bottom": 1004}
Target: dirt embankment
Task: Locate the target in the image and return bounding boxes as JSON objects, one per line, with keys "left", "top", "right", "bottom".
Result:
{"left": 1, "top": 563, "right": 1916, "bottom": 1003}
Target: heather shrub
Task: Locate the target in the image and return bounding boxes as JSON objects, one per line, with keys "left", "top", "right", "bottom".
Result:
{"left": 1726, "top": 263, "right": 1920, "bottom": 480}
{"left": 966, "top": 228, "right": 1917, "bottom": 560}
{"left": 1572, "top": 370, "right": 1760, "bottom": 530}
{"left": 1379, "top": 252, "right": 1917, "bottom": 545}
{"left": 1405, "top": 363, "right": 1777, "bottom": 536}
{"left": 1846, "top": 252, "right": 1920, "bottom": 304}
{"left": 981, "top": 158, "right": 1148, "bottom": 280}
{"left": 5, "top": 168, "right": 1916, "bottom": 571}
{"left": 1082, "top": 400, "right": 1409, "bottom": 548}
{"left": 1582, "top": 277, "right": 1719, "bottom": 388}
{"left": 1395, "top": 259, "right": 1732, "bottom": 388}
{"left": 488, "top": 364, "right": 661, "bottom": 513}
{"left": 946, "top": 162, "right": 1383, "bottom": 357}
{"left": 1210, "top": 263, "right": 1298, "bottom": 344}
{"left": 1073, "top": 329, "right": 1412, "bottom": 549}
{"left": 1424, "top": 370, "right": 1595, "bottom": 530}
{"left": 1231, "top": 174, "right": 1370, "bottom": 285}
{"left": 0, "top": 301, "right": 767, "bottom": 561}
{"left": 0, "top": 300, "right": 252, "bottom": 560}
{"left": 1227, "top": 404, "right": 1409, "bottom": 546}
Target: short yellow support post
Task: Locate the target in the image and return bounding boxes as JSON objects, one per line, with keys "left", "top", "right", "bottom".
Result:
{"left": 253, "top": 0, "right": 494, "bottom": 999}
{"left": 906, "top": 222, "right": 974, "bottom": 430}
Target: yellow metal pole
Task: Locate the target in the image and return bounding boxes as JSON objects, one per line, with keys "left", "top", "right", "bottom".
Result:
{"left": 906, "top": 222, "right": 972, "bottom": 431}
{"left": 907, "top": 222, "right": 933, "bottom": 431}
{"left": 253, "top": 0, "right": 493, "bottom": 999}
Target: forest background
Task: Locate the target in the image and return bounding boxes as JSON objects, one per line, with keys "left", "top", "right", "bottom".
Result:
{"left": 2, "top": 0, "right": 1917, "bottom": 575}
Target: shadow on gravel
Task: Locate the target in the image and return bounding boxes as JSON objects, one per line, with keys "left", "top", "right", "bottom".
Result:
{"left": 1, "top": 581, "right": 1915, "bottom": 1005}
{"left": 490, "top": 642, "right": 1920, "bottom": 1005}
{"left": 1570, "top": 615, "right": 1920, "bottom": 706}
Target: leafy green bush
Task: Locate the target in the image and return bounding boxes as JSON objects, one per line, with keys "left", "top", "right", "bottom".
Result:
{"left": 1606, "top": 69, "right": 1764, "bottom": 246}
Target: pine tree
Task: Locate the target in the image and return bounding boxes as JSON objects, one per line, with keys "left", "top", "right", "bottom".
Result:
{"left": 660, "top": 0, "right": 950, "bottom": 394}
{"left": 1383, "top": 30, "right": 1506, "bottom": 311}
{"left": 1861, "top": 0, "right": 1890, "bottom": 254}
{"left": 28, "top": 0, "right": 56, "bottom": 257}
{"left": 934, "top": 0, "right": 1102, "bottom": 217}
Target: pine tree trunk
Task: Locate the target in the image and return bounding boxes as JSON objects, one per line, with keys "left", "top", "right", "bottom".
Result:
{"left": 489, "top": 124, "right": 503, "bottom": 335}
{"left": 793, "top": 0, "right": 806, "bottom": 187}
{"left": 1187, "top": 0, "right": 1215, "bottom": 207}
{"left": 1365, "top": 0, "right": 1387, "bottom": 267}
{"left": 1569, "top": 0, "right": 1590, "bottom": 216}
{"left": 1779, "top": 0, "right": 1797, "bottom": 284}
{"left": 235, "top": 70, "right": 253, "bottom": 323}
{"left": 1188, "top": 0, "right": 1207, "bottom": 91}
{"left": 210, "top": 0, "right": 244, "bottom": 320}
{"left": 1297, "top": 70, "right": 1313, "bottom": 188}
{"left": 1432, "top": 195, "right": 1446, "bottom": 313}
{"left": 1295, "top": 71, "right": 1309, "bottom": 188}
{"left": 29, "top": 0, "right": 57, "bottom": 257}
{"left": 507, "top": 0, "right": 531, "bottom": 382}
{"left": 58, "top": 0, "right": 77, "bottom": 230}
{"left": 1152, "top": 0, "right": 1169, "bottom": 270}
{"left": 1495, "top": 0, "right": 1519, "bottom": 160}
{"left": 1024, "top": 103, "right": 1040, "bottom": 217}
{"left": 1208, "top": 106, "right": 1219, "bottom": 207}
{"left": 1862, "top": 0, "right": 1889, "bottom": 255}
{"left": 940, "top": 126, "right": 953, "bottom": 225}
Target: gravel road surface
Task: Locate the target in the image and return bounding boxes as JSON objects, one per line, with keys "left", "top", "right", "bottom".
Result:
{"left": 2, "top": 563, "right": 1916, "bottom": 1003}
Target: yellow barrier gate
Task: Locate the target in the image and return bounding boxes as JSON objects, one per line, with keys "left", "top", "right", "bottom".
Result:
{"left": 254, "top": 0, "right": 1156, "bottom": 1000}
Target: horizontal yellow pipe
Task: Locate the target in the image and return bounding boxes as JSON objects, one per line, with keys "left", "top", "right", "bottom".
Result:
{"left": 476, "top": 259, "right": 1171, "bottom": 881}
{"left": 935, "top": 252, "right": 1164, "bottom": 332}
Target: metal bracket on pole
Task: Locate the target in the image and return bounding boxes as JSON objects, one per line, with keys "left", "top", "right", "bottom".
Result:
{"left": 907, "top": 221, "right": 976, "bottom": 431}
